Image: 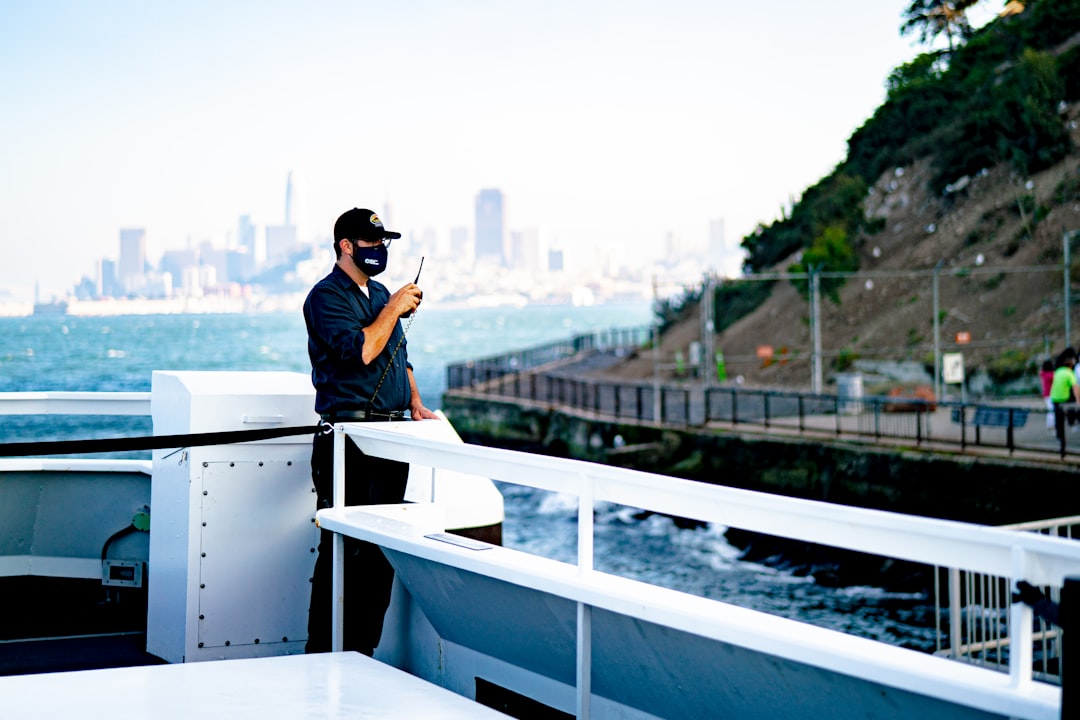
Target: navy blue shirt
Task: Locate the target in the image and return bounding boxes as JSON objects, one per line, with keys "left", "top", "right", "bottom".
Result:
{"left": 304, "top": 264, "right": 412, "bottom": 415}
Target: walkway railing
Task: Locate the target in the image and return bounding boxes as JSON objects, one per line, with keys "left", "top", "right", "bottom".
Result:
{"left": 445, "top": 326, "right": 651, "bottom": 390}
{"left": 447, "top": 346, "right": 1072, "bottom": 460}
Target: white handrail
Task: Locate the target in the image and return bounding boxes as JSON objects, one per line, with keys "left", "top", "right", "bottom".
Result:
{"left": 323, "top": 420, "right": 1080, "bottom": 714}
{"left": 0, "top": 391, "right": 151, "bottom": 416}
{"left": 344, "top": 423, "right": 1080, "bottom": 585}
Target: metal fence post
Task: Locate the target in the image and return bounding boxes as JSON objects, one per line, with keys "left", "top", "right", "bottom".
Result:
{"left": 1060, "top": 405, "right": 1068, "bottom": 459}
{"left": 963, "top": 405, "right": 972, "bottom": 451}
{"left": 874, "top": 398, "right": 881, "bottom": 439}
{"left": 835, "top": 392, "right": 841, "bottom": 435}
{"left": 1007, "top": 408, "right": 1015, "bottom": 454}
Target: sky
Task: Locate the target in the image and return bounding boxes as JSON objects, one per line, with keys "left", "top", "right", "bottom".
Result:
{"left": 0, "top": 1, "right": 1000, "bottom": 301}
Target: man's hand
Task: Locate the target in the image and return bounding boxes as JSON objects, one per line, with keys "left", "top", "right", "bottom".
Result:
{"left": 1013, "top": 580, "right": 1046, "bottom": 606}
{"left": 409, "top": 401, "right": 439, "bottom": 421}
{"left": 388, "top": 283, "right": 423, "bottom": 318}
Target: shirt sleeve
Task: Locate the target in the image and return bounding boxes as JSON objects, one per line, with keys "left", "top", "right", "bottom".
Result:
{"left": 306, "top": 283, "right": 367, "bottom": 364}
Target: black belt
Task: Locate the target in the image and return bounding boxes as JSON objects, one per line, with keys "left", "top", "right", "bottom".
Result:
{"left": 320, "top": 409, "right": 408, "bottom": 423}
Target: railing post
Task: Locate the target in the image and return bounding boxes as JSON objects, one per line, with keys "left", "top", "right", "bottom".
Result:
{"left": 1062, "top": 576, "right": 1079, "bottom": 719}
{"left": 960, "top": 404, "right": 968, "bottom": 450}
{"left": 684, "top": 388, "right": 690, "bottom": 425}
{"left": 331, "top": 425, "right": 347, "bottom": 653}
{"left": 948, "top": 567, "right": 962, "bottom": 659}
{"left": 732, "top": 388, "right": 738, "bottom": 425}
{"left": 1007, "top": 408, "right": 1015, "bottom": 454}
{"left": 835, "top": 392, "right": 841, "bottom": 436}
{"left": 916, "top": 408, "right": 923, "bottom": 445}
{"left": 798, "top": 394, "right": 805, "bottom": 432}
{"left": 764, "top": 392, "right": 771, "bottom": 428}
{"left": 1009, "top": 547, "right": 1034, "bottom": 690}
{"left": 577, "top": 473, "right": 594, "bottom": 720}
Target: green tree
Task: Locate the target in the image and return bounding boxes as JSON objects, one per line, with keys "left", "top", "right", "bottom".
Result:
{"left": 995, "top": 48, "right": 1071, "bottom": 174}
{"left": 901, "top": 0, "right": 980, "bottom": 52}
{"left": 788, "top": 225, "right": 859, "bottom": 304}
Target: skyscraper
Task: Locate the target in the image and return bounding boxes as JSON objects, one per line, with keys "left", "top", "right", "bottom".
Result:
{"left": 474, "top": 189, "right": 505, "bottom": 266}
{"left": 236, "top": 215, "right": 257, "bottom": 280}
{"left": 238, "top": 215, "right": 255, "bottom": 254}
{"left": 284, "top": 172, "right": 294, "bottom": 227}
{"left": 118, "top": 228, "right": 146, "bottom": 294}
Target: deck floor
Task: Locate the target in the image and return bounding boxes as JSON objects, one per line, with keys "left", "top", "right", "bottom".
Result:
{"left": 0, "top": 651, "right": 512, "bottom": 719}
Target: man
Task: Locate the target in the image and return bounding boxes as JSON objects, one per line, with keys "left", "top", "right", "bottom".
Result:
{"left": 303, "top": 207, "right": 438, "bottom": 655}
{"left": 1050, "top": 347, "right": 1079, "bottom": 444}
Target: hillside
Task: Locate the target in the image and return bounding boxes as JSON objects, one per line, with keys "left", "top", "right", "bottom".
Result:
{"left": 602, "top": 99, "right": 1080, "bottom": 396}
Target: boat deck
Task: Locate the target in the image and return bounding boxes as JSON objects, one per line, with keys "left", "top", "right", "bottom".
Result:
{"left": 0, "top": 652, "right": 511, "bottom": 719}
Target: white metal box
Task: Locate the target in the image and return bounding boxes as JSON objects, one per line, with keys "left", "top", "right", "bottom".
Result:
{"left": 146, "top": 371, "right": 320, "bottom": 663}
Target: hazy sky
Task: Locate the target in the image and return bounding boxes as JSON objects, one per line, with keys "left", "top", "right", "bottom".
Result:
{"left": 0, "top": 1, "right": 996, "bottom": 300}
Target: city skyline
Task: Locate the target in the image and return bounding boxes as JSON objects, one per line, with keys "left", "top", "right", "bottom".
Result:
{"left": 47, "top": 174, "right": 723, "bottom": 312}
{"left": 0, "top": 2, "right": 999, "bottom": 303}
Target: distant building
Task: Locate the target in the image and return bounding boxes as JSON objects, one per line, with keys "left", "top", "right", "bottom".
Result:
{"left": 265, "top": 224, "right": 298, "bottom": 266}
{"left": 412, "top": 227, "right": 438, "bottom": 259}
{"left": 284, "top": 173, "right": 294, "bottom": 227}
{"left": 475, "top": 189, "right": 505, "bottom": 266}
{"left": 548, "top": 248, "right": 564, "bottom": 272}
{"left": 98, "top": 258, "right": 119, "bottom": 298}
{"left": 509, "top": 227, "right": 542, "bottom": 272}
{"left": 159, "top": 248, "right": 198, "bottom": 287}
{"left": 199, "top": 243, "right": 230, "bottom": 287}
{"left": 227, "top": 249, "right": 254, "bottom": 284}
{"left": 449, "top": 226, "right": 471, "bottom": 265}
{"left": 238, "top": 215, "right": 256, "bottom": 253}
{"left": 118, "top": 228, "right": 146, "bottom": 294}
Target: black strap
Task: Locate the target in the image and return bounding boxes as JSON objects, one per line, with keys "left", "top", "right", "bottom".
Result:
{"left": 0, "top": 424, "right": 322, "bottom": 458}
{"left": 321, "top": 410, "right": 405, "bottom": 422}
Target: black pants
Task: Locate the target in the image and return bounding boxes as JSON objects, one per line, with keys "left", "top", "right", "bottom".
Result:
{"left": 1054, "top": 401, "right": 1079, "bottom": 443}
{"left": 306, "top": 430, "right": 409, "bottom": 655}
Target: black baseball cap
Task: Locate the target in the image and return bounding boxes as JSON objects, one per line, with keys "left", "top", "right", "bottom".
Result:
{"left": 333, "top": 208, "right": 402, "bottom": 242}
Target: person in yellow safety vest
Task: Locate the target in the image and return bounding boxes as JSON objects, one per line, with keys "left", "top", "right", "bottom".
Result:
{"left": 1049, "top": 348, "right": 1079, "bottom": 442}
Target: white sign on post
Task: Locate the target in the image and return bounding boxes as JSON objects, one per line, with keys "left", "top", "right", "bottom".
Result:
{"left": 943, "top": 352, "right": 965, "bottom": 384}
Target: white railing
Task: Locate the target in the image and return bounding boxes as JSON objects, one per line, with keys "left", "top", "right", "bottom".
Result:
{"left": 0, "top": 391, "right": 151, "bottom": 416}
{"left": 0, "top": 392, "right": 154, "bottom": 580}
{"left": 320, "top": 421, "right": 1080, "bottom": 720}
{"left": 936, "top": 515, "right": 1080, "bottom": 681}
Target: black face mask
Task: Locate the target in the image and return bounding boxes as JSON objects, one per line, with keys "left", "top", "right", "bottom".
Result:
{"left": 354, "top": 244, "right": 388, "bottom": 276}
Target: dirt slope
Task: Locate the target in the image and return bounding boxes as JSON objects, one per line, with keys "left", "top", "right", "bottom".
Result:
{"left": 602, "top": 102, "right": 1080, "bottom": 395}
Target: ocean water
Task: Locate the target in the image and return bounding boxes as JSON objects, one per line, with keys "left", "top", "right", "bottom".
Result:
{"left": 0, "top": 304, "right": 937, "bottom": 650}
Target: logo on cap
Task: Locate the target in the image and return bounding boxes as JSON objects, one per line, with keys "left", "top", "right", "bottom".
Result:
{"left": 370, "top": 214, "right": 384, "bottom": 228}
